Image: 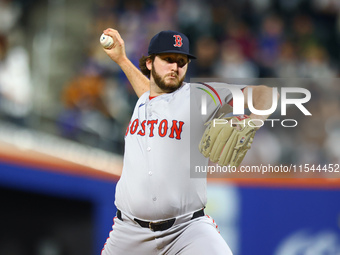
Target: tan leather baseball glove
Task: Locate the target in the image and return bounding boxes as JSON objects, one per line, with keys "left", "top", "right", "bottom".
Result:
{"left": 199, "top": 115, "right": 257, "bottom": 167}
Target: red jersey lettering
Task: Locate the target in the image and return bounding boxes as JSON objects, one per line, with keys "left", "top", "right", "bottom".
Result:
{"left": 125, "top": 121, "right": 131, "bottom": 136}
{"left": 147, "top": 120, "right": 158, "bottom": 137}
{"left": 137, "top": 120, "right": 146, "bottom": 136}
{"left": 130, "top": 119, "right": 139, "bottom": 135}
{"left": 169, "top": 120, "right": 184, "bottom": 140}
{"left": 158, "top": 119, "right": 168, "bottom": 137}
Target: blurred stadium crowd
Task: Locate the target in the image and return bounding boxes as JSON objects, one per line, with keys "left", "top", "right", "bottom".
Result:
{"left": 0, "top": 0, "right": 339, "bottom": 171}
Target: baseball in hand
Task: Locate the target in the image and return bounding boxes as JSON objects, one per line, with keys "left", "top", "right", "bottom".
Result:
{"left": 100, "top": 33, "right": 113, "bottom": 49}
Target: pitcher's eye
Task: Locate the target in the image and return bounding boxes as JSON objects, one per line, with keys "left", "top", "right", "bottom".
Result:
{"left": 164, "top": 57, "right": 173, "bottom": 63}
{"left": 178, "top": 59, "right": 186, "bottom": 67}
{"left": 162, "top": 56, "right": 188, "bottom": 67}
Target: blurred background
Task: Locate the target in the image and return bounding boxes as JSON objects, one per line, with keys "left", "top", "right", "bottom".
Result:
{"left": 0, "top": 0, "right": 339, "bottom": 159}
{"left": 0, "top": 0, "right": 340, "bottom": 254}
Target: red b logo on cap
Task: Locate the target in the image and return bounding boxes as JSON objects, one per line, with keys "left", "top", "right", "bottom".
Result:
{"left": 173, "top": 35, "right": 183, "bottom": 47}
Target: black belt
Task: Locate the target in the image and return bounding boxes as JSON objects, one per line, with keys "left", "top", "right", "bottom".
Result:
{"left": 117, "top": 208, "right": 205, "bottom": 232}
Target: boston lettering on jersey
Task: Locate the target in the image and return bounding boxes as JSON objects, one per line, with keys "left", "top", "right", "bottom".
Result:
{"left": 126, "top": 118, "right": 184, "bottom": 140}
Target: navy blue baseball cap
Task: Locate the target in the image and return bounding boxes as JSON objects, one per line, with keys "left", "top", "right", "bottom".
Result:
{"left": 148, "top": 30, "right": 196, "bottom": 59}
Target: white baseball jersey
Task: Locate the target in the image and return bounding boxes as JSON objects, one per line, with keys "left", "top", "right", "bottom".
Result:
{"left": 115, "top": 82, "right": 246, "bottom": 221}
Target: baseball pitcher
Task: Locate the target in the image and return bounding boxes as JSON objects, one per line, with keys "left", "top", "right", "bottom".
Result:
{"left": 101, "top": 28, "right": 275, "bottom": 255}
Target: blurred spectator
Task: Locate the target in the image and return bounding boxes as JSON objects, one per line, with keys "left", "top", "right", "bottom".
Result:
{"left": 313, "top": 0, "right": 340, "bottom": 11}
{"left": 299, "top": 44, "right": 337, "bottom": 79}
{"left": 275, "top": 40, "right": 300, "bottom": 78}
{"left": 116, "top": 0, "right": 149, "bottom": 59}
{"left": 257, "top": 14, "right": 284, "bottom": 77}
{"left": 144, "top": 0, "right": 179, "bottom": 34}
{"left": 0, "top": 0, "right": 22, "bottom": 34}
{"left": 187, "top": 36, "right": 219, "bottom": 79}
{"left": 177, "top": 0, "right": 212, "bottom": 42}
{"left": 291, "top": 14, "right": 319, "bottom": 56}
{"left": 215, "top": 39, "right": 259, "bottom": 79}
{"left": 225, "top": 20, "right": 258, "bottom": 61}
{"left": 57, "top": 68, "right": 123, "bottom": 152}
{"left": 277, "top": 0, "right": 304, "bottom": 13}
{"left": 249, "top": 0, "right": 272, "bottom": 14}
{"left": 209, "top": 3, "right": 232, "bottom": 41}
{"left": 103, "top": 77, "right": 132, "bottom": 127}
{"left": 0, "top": 34, "right": 32, "bottom": 126}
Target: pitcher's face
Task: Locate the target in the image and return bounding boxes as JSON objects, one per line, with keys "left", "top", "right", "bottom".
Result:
{"left": 148, "top": 53, "right": 189, "bottom": 93}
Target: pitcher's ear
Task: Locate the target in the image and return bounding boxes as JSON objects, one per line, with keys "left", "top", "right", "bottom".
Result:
{"left": 146, "top": 57, "right": 153, "bottom": 71}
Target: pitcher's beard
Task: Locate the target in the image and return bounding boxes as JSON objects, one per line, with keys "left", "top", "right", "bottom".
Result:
{"left": 151, "top": 65, "right": 185, "bottom": 93}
